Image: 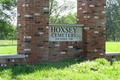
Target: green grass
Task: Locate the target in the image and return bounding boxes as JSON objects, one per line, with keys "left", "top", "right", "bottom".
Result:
{"left": 0, "top": 40, "right": 17, "bottom": 55}
{"left": 106, "top": 42, "right": 120, "bottom": 52}
{"left": 0, "top": 41, "right": 120, "bottom": 80}
{"left": 0, "top": 45, "right": 17, "bottom": 55}
{"left": 0, "top": 58, "right": 120, "bottom": 80}
{"left": 0, "top": 40, "right": 120, "bottom": 55}
{"left": 0, "top": 40, "right": 17, "bottom": 45}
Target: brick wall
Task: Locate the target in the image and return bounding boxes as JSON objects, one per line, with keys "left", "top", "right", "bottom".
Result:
{"left": 77, "top": 0, "right": 106, "bottom": 59}
{"left": 0, "top": 0, "right": 107, "bottom": 66}
{"left": 17, "top": 0, "right": 84, "bottom": 64}
{"left": 17, "top": 0, "right": 49, "bottom": 64}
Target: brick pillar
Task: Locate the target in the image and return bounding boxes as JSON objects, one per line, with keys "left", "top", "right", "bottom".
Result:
{"left": 77, "top": 0, "right": 106, "bottom": 59}
{"left": 17, "top": 0, "right": 49, "bottom": 64}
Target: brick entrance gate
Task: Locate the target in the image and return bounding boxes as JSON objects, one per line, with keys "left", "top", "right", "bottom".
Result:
{"left": 0, "top": 0, "right": 106, "bottom": 66}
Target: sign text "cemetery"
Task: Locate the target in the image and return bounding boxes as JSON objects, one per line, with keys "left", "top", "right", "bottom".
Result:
{"left": 49, "top": 26, "right": 82, "bottom": 41}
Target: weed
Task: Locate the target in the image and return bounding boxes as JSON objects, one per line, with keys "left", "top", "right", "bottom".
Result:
{"left": 0, "top": 59, "right": 120, "bottom": 80}
{"left": 95, "top": 58, "right": 110, "bottom": 65}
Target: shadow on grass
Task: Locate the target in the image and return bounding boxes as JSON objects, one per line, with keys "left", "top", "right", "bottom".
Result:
{"left": 0, "top": 59, "right": 84, "bottom": 79}
{"left": 0, "top": 44, "right": 17, "bottom": 47}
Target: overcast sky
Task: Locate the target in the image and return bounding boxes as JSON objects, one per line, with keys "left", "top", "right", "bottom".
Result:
{"left": 58, "top": 0, "right": 77, "bottom": 15}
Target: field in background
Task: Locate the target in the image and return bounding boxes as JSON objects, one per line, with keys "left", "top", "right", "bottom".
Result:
{"left": 0, "top": 40, "right": 17, "bottom": 55}
{"left": 0, "top": 40, "right": 17, "bottom": 45}
{"left": 0, "top": 45, "right": 17, "bottom": 55}
{"left": 0, "top": 40, "right": 120, "bottom": 55}
{"left": 106, "top": 42, "right": 120, "bottom": 52}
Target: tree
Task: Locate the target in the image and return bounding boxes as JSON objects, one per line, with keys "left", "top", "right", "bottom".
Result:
{"left": 0, "top": 0, "right": 17, "bottom": 21}
{"left": 0, "top": 0, "right": 76, "bottom": 40}
{"left": 0, "top": 21, "right": 15, "bottom": 39}
{"left": 0, "top": 0, "right": 17, "bottom": 39}
{"left": 49, "top": 0, "right": 76, "bottom": 23}
{"left": 106, "top": 0, "right": 120, "bottom": 41}
{"left": 54, "top": 12, "right": 77, "bottom": 24}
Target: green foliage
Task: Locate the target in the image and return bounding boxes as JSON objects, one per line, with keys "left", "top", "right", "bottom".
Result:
{"left": 0, "top": 41, "right": 120, "bottom": 79}
{"left": 54, "top": 12, "right": 77, "bottom": 24}
{"left": 5, "top": 26, "right": 17, "bottom": 40}
{"left": 106, "top": 0, "right": 120, "bottom": 41}
{"left": 0, "top": 21, "right": 17, "bottom": 40}
{"left": 59, "top": 59, "right": 70, "bottom": 62}
{"left": 0, "top": 59, "right": 120, "bottom": 80}
{"left": 0, "top": 0, "right": 17, "bottom": 40}
{"left": 0, "top": 21, "right": 12, "bottom": 39}
{"left": 0, "top": 0, "right": 17, "bottom": 21}
{"left": 95, "top": 58, "right": 110, "bottom": 65}
{"left": 49, "top": 0, "right": 76, "bottom": 23}
{"left": 75, "top": 58, "right": 84, "bottom": 62}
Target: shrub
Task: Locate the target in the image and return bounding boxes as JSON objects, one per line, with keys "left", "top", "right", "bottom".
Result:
{"left": 95, "top": 58, "right": 110, "bottom": 66}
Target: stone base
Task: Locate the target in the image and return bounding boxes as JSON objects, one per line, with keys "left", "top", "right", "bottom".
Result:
{"left": 106, "top": 52, "right": 120, "bottom": 61}
{"left": 0, "top": 54, "right": 25, "bottom": 67}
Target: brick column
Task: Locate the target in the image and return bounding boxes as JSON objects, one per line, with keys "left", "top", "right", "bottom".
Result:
{"left": 77, "top": 0, "right": 106, "bottom": 59}
{"left": 17, "top": 0, "right": 49, "bottom": 64}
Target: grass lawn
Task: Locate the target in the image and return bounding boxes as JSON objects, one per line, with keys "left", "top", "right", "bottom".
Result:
{"left": 0, "top": 40, "right": 17, "bottom": 55}
{"left": 106, "top": 42, "right": 120, "bottom": 52}
{"left": 0, "top": 40, "right": 17, "bottom": 45}
{"left": 0, "top": 40, "right": 120, "bottom": 80}
{"left": 0, "top": 45, "right": 17, "bottom": 55}
{"left": 0, "top": 59, "right": 120, "bottom": 80}
{"left": 0, "top": 40, "right": 120, "bottom": 55}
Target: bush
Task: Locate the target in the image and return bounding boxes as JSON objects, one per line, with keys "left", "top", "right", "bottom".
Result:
{"left": 95, "top": 58, "right": 110, "bottom": 66}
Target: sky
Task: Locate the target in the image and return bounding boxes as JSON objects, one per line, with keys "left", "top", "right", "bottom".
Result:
{"left": 58, "top": 0, "right": 77, "bottom": 15}
{"left": 12, "top": 0, "right": 77, "bottom": 26}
